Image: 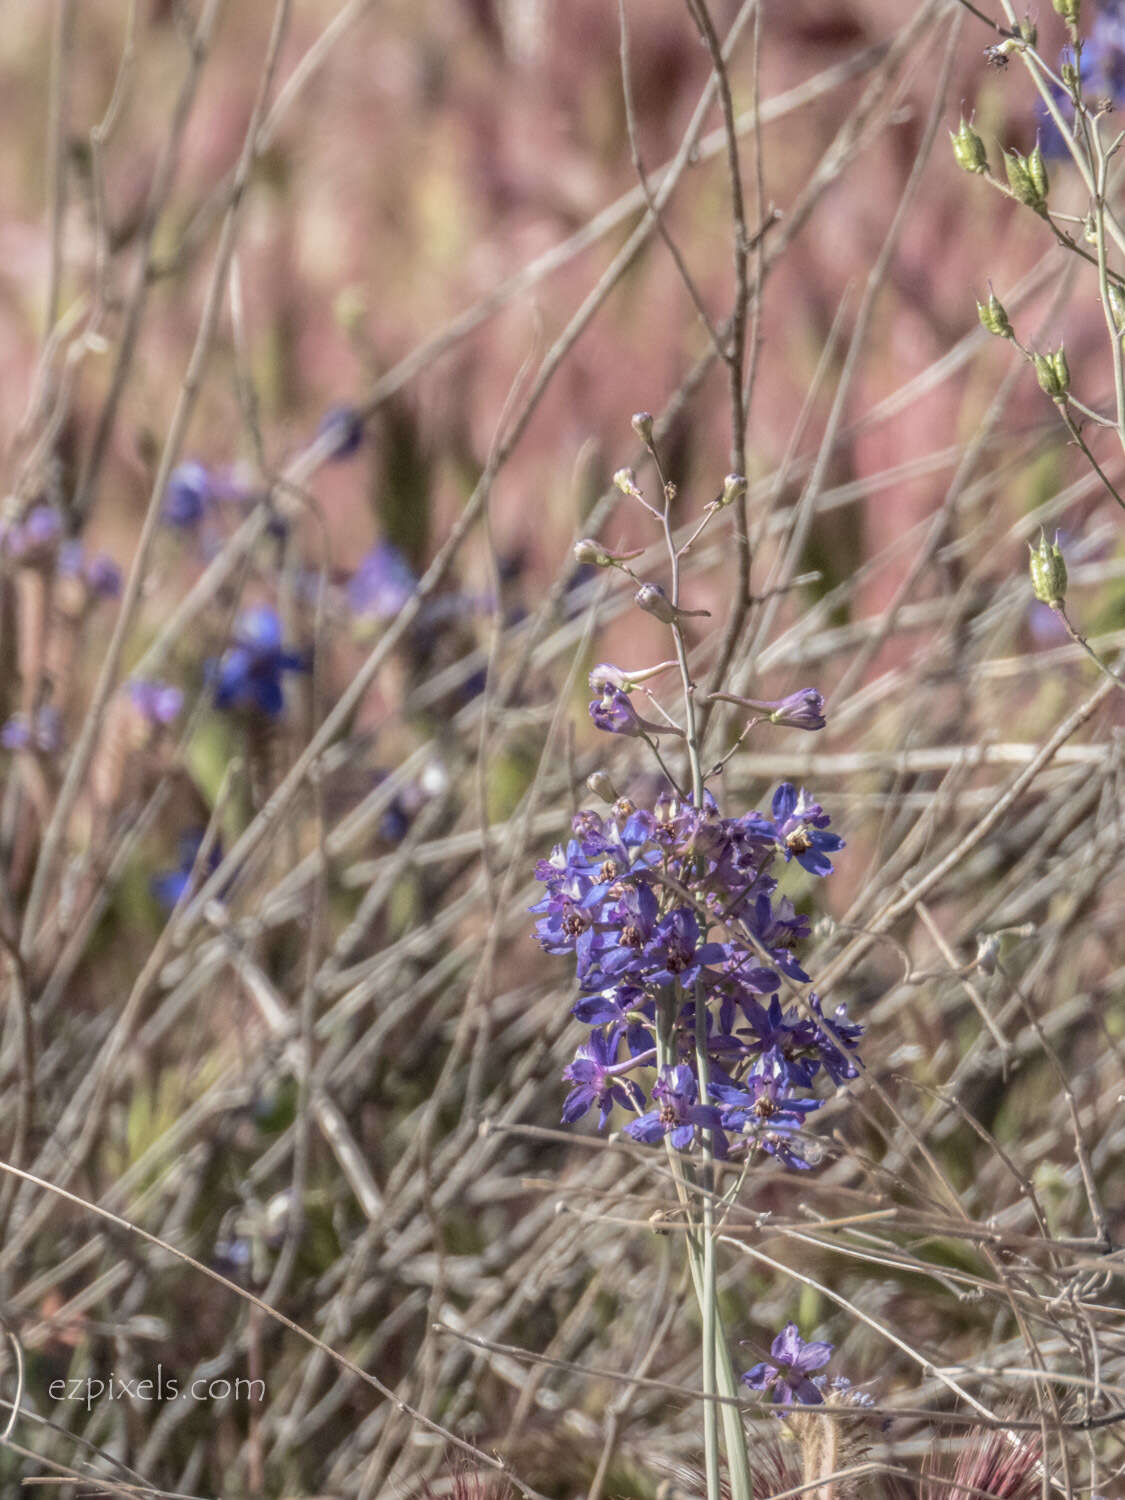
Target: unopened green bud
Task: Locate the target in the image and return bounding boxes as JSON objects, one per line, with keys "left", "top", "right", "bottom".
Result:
{"left": 630, "top": 411, "right": 655, "bottom": 444}
{"left": 1052, "top": 0, "right": 1080, "bottom": 25}
{"left": 1028, "top": 529, "right": 1067, "bottom": 606}
{"left": 635, "top": 582, "right": 677, "bottom": 623}
{"left": 1019, "top": 16, "right": 1037, "bottom": 44}
{"left": 719, "top": 472, "right": 747, "bottom": 508}
{"left": 1051, "top": 344, "right": 1070, "bottom": 392}
{"left": 613, "top": 467, "right": 640, "bottom": 496}
{"left": 1005, "top": 149, "right": 1047, "bottom": 211}
{"left": 586, "top": 770, "right": 618, "bottom": 803}
{"left": 951, "top": 117, "right": 988, "bottom": 174}
{"left": 977, "top": 290, "right": 1013, "bottom": 338}
{"left": 1061, "top": 59, "right": 1079, "bottom": 92}
{"left": 1108, "top": 281, "right": 1125, "bottom": 332}
{"left": 574, "top": 538, "right": 613, "bottom": 567}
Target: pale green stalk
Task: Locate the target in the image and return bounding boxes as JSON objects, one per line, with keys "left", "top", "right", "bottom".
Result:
{"left": 648, "top": 450, "right": 751, "bottom": 1500}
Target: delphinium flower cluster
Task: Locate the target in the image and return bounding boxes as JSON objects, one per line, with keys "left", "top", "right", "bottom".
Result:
{"left": 534, "top": 777, "right": 859, "bottom": 1168}
{"left": 532, "top": 415, "right": 860, "bottom": 1500}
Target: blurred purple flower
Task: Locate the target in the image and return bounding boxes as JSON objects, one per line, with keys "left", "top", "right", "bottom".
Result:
{"left": 151, "top": 831, "right": 222, "bottom": 912}
{"left": 317, "top": 404, "right": 365, "bottom": 460}
{"left": 5, "top": 504, "right": 62, "bottom": 564}
{"left": 741, "top": 1323, "right": 833, "bottom": 1406}
{"left": 1, "top": 706, "right": 63, "bottom": 754}
{"left": 1039, "top": 15, "right": 1125, "bottom": 158}
{"left": 348, "top": 541, "right": 417, "bottom": 619}
{"left": 59, "top": 542, "right": 123, "bottom": 600}
{"left": 163, "top": 462, "right": 212, "bottom": 527}
{"left": 128, "top": 679, "right": 184, "bottom": 727}
{"left": 210, "top": 605, "right": 305, "bottom": 716}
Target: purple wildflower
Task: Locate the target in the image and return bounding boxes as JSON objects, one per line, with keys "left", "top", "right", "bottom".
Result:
{"left": 714, "top": 1074, "right": 824, "bottom": 1168}
{"left": 210, "top": 605, "right": 305, "bottom": 716}
{"left": 1, "top": 706, "right": 63, "bottom": 754}
{"left": 151, "top": 831, "right": 222, "bottom": 912}
{"left": 5, "top": 505, "right": 62, "bottom": 564}
{"left": 348, "top": 541, "right": 417, "bottom": 619}
{"left": 589, "top": 689, "right": 646, "bottom": 737}
{"left": 759, "top": 784, "right": 844, "bottom": 878}
{"left": 163, "top": 462, "right": 212, "bottom": 527}
{"left": 317, "top": 404, "right": 365, "bottom": 460}
{"left": 741, "top": 1323, "right": 834, "bottom": 1406}
{"left": 624, "top": 1064, "right": 728, "bottom": 1156}
{"left": 562, "top": 1029, "right": 646, "bottom": 1129}
{"left": 59, "top": 542, "right": 123, "bottom": 599}
{"left": 1039, "top": 16, "right": 1125, "bottom": 159}
{"left": 128, "top": 679, "right": 184, "bottom": 728}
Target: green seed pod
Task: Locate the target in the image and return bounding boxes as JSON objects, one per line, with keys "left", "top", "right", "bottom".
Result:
{"left": 1032, "top": 349, "right": 1069, "bottom": 399}
{"left": 1051, "top": 344, "right": 1070, "bottom": 393}
{"left": 1028, "top": 143, "right": 1049, "bottom": 202}
{"left": 977, "top": 290, "right": 1013, "bottom": 338}
{"left": 1052, "top": 0, "right": 1080, "bottom": 25}
{"left": 951, "top": 117, "right": 988, "bottom": 174}
{"left": 1108, "top": 281, "right": 1125, "bottom": 332}
{"left": 1028, "top": 529, "right": 1067, "bottom": 606}
{"left": 1005, "top": 149, "right": 1047, "bottom": 211}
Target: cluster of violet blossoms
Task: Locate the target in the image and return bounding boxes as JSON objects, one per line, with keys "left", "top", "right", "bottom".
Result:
{"left": 533, "top": 718, "right": 860, "bottom": 1167}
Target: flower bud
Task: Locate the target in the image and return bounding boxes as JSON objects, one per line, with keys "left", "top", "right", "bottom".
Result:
{"left": 574, "top": 538, "right": 613, "bottom": 567}
{"left": 1052, "top": 0, "right": 1080, "bottom": 24}
{"left": 634, "top": 582, "right": 677, "bottom": 623}
{"left": 951, "top": 118, "right": 988, "bottom": 174}
{"left": 586, "top": 770, "right": 618, "bottom": 803}
{"left": 1061, "top": 59, "right": 1079, "bottom": 92}
{"left": 1018, "top": 16, "right": 1037, "bottom": 44}
{"left": 719, "top": 472, "right": 748, "bottom": 508}
{"left": 975, "top": 934, "right": 999, "bottom": 975}
{"left": 1109, "top": 281, "right": 1125, "bottom": 333}
{"left": 977, "top": 290, "right": 1013, "bottom": 338}
{"left": 613, "top": 467, "right": 639, "bottom": 496}
{"left": 630, "top": 411, "right": 655, "bottom": 444}
{"left": 1028, "top": 529, "right": 1067, "bottom": 606}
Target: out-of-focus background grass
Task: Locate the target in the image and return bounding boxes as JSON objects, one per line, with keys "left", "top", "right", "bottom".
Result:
{"left": 0, "top": 3, "right": 1123, "bottom": 1498}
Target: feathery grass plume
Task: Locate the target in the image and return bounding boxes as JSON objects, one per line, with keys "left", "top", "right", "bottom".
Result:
{"left": 919, "top": 1422, "right": 1046, "bottom": 1500}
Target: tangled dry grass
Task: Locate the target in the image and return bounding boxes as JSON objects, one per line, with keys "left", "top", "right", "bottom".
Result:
{"left": 0, "top": 1, "right": 1121, "bottom": 1497}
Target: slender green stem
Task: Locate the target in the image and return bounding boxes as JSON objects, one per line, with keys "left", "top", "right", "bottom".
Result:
{"left": 1055, "top": 608, "right": 1125, "bottom": 696}
{"left": 1055, "top": 404, "right": 1125, "bottom": 515}
{"left": 657, "top": 447, "right": 726, "bottom": 1500}
{"left": 1089, "top": 130, "right": 1125, "bottom": 466}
